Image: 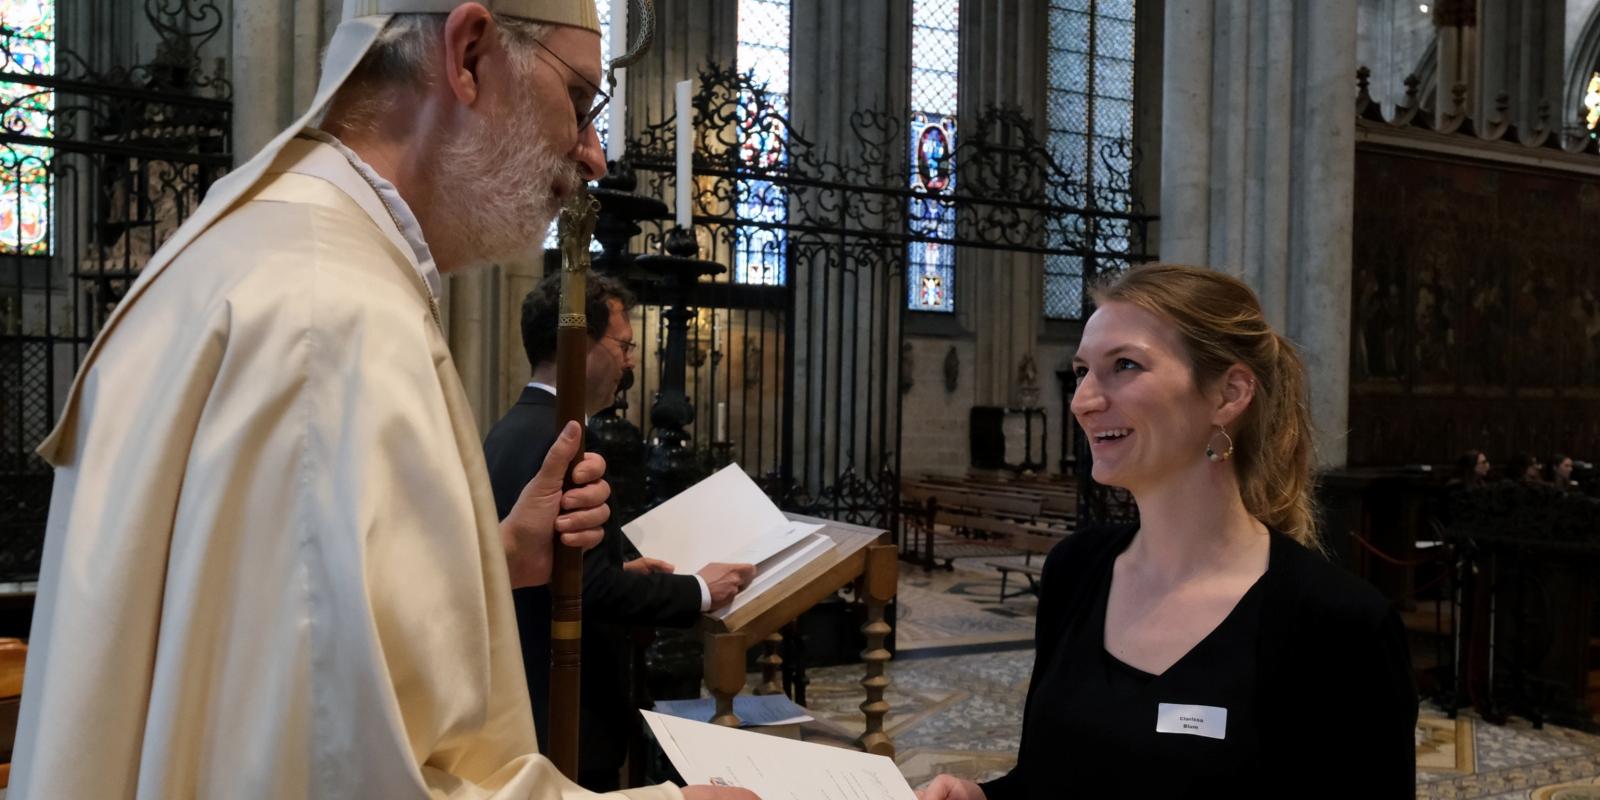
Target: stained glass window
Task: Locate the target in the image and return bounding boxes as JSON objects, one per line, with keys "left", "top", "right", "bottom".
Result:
{"left": 1044, "top": 0, "right": 1135, "bottom": 320}
{"left": 0, "top": 0, "right": 55, "bottom": 256}
{"left": 1585, "top": 71, "right": 1600, "bottom": 136}
{"left": 906, "top": 0, "right": 959, "bottom": 312}
{"left": 734, "top": 0, "right": 791, "bottom": 286}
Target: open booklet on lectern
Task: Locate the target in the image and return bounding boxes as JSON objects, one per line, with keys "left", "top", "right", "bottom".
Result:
{"left": 623, "top": 463, "right": 834, "bottom": 617}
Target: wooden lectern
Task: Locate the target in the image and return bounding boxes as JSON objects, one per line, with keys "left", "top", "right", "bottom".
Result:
{"left": 697, "top": 514, "right": 898, "bottom": 756}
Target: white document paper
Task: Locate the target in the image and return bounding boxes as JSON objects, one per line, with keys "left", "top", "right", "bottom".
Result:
{"left": 652, "top": 693, "right": 814, "bottom": 727}
{"left": 710, "top": 532, "right": 834, "bottom": 620}
{"left": 624, "top": 464, "right": 826, "bottom": 575}
{"left": 642, "top": 711, "right": 916, "bottom": 800}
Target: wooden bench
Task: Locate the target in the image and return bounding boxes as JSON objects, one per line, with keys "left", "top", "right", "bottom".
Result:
{"left": 901, "top": 481, "right": 1068, "bottom": 570}
{"left": 0, "top": 637, "right": 26, "bottom": 789}
{"left": 917, "top": 474, "right": 1078, "bottom": 522}
{"left": 986, "top": 560, "right": 1044, "bottom": 601}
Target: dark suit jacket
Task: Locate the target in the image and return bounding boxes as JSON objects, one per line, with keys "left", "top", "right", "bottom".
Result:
{"left": 483, "top": 386, "right": 702, "bottom": 777}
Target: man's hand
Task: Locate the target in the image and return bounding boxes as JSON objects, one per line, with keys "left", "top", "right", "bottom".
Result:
{"left": 697, "top": 562, "right": 757, "bottom": 611}
{"left": 681, "top": 786, "right": 760, "bottom": 800}
{"left": 501, "top": 421, "right": 610, "bottom": 588}
{"left": 623, "top": 557, "right": 676, "bottom": 576}
{"left": 916, "top": 775, "right": 985, "bottom": 800}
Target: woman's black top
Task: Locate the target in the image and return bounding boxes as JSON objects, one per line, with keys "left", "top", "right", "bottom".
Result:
{"left": 981, "top": 525, "right": 1417, "bottom": 800}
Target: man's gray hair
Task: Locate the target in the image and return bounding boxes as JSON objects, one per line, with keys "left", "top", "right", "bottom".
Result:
{"left": 325, "top": 13, "right": 550, "bottom": 130}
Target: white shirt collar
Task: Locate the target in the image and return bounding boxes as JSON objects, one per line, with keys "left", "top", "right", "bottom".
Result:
{"left": 527, "top": 381, "right": 558, "bottom": 397}
{"left": 300, "top": 129, "right": 442, "bottom": 301}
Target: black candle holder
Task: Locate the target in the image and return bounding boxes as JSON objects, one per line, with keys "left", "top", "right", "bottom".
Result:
{"left": 590, "top": 158, "right": 670, "bottom": 275}
{"left": 633, "top": 228, "right": 725, "bottom": 508}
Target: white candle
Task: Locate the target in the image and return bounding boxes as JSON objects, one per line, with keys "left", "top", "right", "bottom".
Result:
{"left": 606, "top": 67, "right": 627, "bottom": 162}
{"left": 716, "top": 401, "right": 728, "bottom": 442}
{"left": 605, "top": 0, "right": 627, "bottom": 162}
{"left": 676, "top": 79, "right": 693, "bottom": 228}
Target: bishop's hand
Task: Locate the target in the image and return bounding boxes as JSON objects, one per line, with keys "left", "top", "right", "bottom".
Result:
{"left": 501, "top": 421, "right": 610, "bottom": 588}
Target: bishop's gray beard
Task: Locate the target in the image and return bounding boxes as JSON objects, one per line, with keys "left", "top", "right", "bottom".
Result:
{"left": 435, "top": 102, "right": 583, "bottom": 270}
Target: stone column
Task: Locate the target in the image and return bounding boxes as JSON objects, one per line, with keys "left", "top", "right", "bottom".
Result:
{"left": 231, "top": 0, "right": 341, "bottom": 164}
{"left": 960, "top": 0, "right": 1048, "bottom": 408}
{"left": 1159, "top": 0, "right": 1358, "bottom": 467}
{"left": 1477, "top": 0, "right": 1564, "bottom": 131}
{"left": 1158, "top": 0, "right": 1212, "bottom": 267}
{"left": 1433, "top": 0, "right": 1478, "bottom": 122}
{"left": 622, "top": 0, "right": 737, "bottom": 147}
{"left": 787, "top": 0, "right": 911, "bottom": 488}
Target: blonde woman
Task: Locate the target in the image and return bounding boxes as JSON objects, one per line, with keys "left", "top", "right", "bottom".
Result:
{"left": 920, "top": 265, "right": 1416, "bottom": 799}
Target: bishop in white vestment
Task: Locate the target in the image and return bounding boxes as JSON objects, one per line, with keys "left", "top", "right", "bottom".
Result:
{"left": 9, "top": 3, "right": 753, "bottom": 799}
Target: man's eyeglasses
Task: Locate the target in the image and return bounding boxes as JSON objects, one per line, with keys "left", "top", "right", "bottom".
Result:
{"left": 533, "top": 39, "right": 610, "bottom": 132}
{"left": 605, "top": 335, "right": 636, "bottom": 357}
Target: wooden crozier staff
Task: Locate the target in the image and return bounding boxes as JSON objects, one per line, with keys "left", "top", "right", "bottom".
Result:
{"left": 549, "top": 190, "right": 600, "bottom": 779}
{"left": 548, "top": 1, "right": 656, "bottom": 779}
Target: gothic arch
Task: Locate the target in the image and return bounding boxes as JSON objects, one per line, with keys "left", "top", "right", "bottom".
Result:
{"left": 1565, "top": 2, "right": 1600, "bottom": 130}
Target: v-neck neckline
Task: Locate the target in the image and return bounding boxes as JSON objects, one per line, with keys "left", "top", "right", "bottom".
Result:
{"left": 1097, "top": 531, "right": 1275, "bottom": 681}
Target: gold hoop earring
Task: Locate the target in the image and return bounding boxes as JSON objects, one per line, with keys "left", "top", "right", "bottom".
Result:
{"left": 1205, "top": 426, "right": 1234, "bottom": 463}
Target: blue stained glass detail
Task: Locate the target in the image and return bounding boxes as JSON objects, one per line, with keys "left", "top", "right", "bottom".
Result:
{"left": 734, "top": 0, "right": 792, "bottom": 286}
{"left": 907, "top": 0, "right": 959, "bottom": 313}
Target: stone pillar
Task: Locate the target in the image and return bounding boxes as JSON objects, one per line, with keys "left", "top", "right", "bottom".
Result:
{"left": 1158, "top": 0, "right": 1212, "bottom": 267}
{"left": 960, "top": 0, "right": 1048, "bottom": 407}
{"left": 1477, "top": 0, "right": 1564, "bottom": 131}
{"left": 622, "top": 0, "right": 736, "bottom": 148}
{"left": 1433, "top": 0, "right": 1478, "bottom": 121}
{"left": 1158, "top": 0, "right": 1358, "bottom": 467}
{"left": 231, "top": 0, "right": 340, "bottom": 164}
{"left": 444, "top": 267, "right": 506, "bottom": 432}
{"left": 787, "top": 0, "right": 910, "bottom": 488}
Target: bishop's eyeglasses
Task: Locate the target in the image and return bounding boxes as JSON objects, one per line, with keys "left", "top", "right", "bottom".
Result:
{"left": 533, "top": 39, "right": 610, "bottom": 133}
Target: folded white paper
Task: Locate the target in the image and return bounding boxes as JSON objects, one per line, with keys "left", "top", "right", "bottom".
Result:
{"left": 623, "top": 464, "right": 827, "bottom": 576}
{"left": 710, "top": 532, "right": 833, "bottom": 620}
{"left": 642, "top": 711, "right": 916, "bottom": 800}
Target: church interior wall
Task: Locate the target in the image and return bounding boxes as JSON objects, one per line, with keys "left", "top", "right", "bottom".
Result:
{"left": 898, "top": 334, "right": 975, "bottom": 477}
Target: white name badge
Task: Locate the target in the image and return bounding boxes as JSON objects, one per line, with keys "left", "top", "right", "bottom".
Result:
{"left": 1155, "top": 703, "right": 1227, "bottom": 740}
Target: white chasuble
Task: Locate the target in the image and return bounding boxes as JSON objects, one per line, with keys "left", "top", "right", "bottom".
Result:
{"left": 10, "top": 137, "right": 678, "bottom": 800}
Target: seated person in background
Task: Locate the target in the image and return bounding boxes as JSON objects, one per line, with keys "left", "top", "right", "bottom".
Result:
{"left": 484, "top": 274, "right": 755, "bottom": 791}
{"left": 1508, "top": 453, "right": 1545, "bottom": 485}
{"left": 1510, "top": 454, "right": 1548, "bottom": 483}
{"left": 919, "top": 264, "right": 1416, "bottom": 800}
{"left": 1547, "top": 453, "right": 1577, "bottom": 491}
{"left": 1450, "top": 449, "right": 1491, "bottom": 489}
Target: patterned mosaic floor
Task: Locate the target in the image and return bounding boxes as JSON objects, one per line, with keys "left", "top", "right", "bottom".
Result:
{"left": 896, "top": 556, "right": 1039, "bottom": 651}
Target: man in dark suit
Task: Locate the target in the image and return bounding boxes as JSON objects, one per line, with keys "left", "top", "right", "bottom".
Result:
{"left": 484, "top": 273, "right": 755, "bottom": 791}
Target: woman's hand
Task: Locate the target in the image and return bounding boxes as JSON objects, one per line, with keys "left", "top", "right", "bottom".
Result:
{"left": 916, "top": 775, "right": 986, "bottom": 800}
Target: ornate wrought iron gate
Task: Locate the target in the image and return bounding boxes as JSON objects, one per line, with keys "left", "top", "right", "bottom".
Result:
{"left": 0, "top": 1, "right": 230, "bottom": 579}
{"left": 617, "top": 66, "right": 1153, "bottom": 532}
